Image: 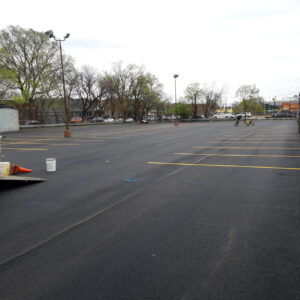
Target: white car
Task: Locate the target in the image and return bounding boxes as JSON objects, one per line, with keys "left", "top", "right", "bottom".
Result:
{"left": 90, "top": 117, "right": 104, "bottom": 123}
{"left": 236, "top": 112, "right": 252, "bottom": 118}
{"left": 212, "top": 113, "right": 235, "bottom": 120}
{"left": 104, "top": 118, "right": 115, "bottom": 123}
{"left": 115, "top": 118, "right": 124, "bottom": 123}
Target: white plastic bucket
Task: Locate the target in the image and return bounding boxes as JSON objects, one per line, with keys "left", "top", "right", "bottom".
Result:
{"left": 0, "top": 162, "right": 10, "bottom": 176}
{"left": 46, "top": 158, "right": 56, "bottom": 172}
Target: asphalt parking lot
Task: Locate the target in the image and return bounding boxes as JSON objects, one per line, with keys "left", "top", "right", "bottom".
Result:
{"left": 1, "top": 120, "right": 300, "bottom": 299}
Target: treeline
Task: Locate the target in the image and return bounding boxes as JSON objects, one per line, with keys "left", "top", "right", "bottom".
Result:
{"left": 0, "top": 25, "right": 264, "bottom": 122}
{"left": 0, "top": 26, "right": 167, "bottom": 122}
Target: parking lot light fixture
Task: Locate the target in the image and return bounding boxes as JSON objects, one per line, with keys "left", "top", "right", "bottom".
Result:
{"left": 173, "top": 74, "right": 179, "bottom": 118}
{"left": 298, "top": 93, "right": 300, "bottom": 133}
{"left": 45, "top": 30, "right": 71, "bottom": 137}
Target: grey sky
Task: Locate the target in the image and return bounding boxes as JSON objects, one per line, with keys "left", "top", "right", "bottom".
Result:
{"left": 1, "top": 0, "right": 300, "bottom": 103}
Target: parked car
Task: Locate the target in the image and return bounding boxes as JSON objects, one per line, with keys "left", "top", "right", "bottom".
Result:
{"left": 104, "top": 118, "right": 115, "bottom": 123}
{"left": 272, "top": 111, "right": 296, "bottom": 118}
{"left": 236, "top": 112, "right": 252, "bottom": 118}
{"left": 212, "top": 113, "right": 235, "bottom": 120}
{"left": 70, "top": 117, "right": 83, "bottom": 123}
{"left": 125, "top": 118, "right": 134, "bottom": 123}
{"left": 90, "top": 117, "right": 104, "bottom": 123}
{"left": 25, "top": 120, "right": 41, "bottom": 125}
{"left": 116, "top": 118, "right": 124, "bottom": 123}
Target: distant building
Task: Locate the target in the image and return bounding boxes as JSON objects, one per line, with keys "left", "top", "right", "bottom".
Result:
{"left": 281, "top": 102, "right": 299, "bottom": 112}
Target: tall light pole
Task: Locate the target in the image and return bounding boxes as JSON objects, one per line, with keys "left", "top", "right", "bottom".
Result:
{"left": 173, "top": 74, "right": 179, "bottom": 118}
{"left": 45, "top": 30, "right": 71, "bottom": 137}
{"left": 298, "top": 93, "right": 300, "bottom": 133}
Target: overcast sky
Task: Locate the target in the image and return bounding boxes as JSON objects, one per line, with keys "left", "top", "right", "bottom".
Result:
{"left": 1, "top": 0, "right": 300, "bottom": 104}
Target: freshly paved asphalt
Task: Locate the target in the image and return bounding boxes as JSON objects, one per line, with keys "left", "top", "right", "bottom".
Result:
{"left": 0, "top": 120, "right": 300, "bottom": 299}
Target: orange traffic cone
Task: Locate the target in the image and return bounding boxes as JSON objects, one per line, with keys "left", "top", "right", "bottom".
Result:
{"left": 11, "top": 164, "right": 32, "bottom": 175}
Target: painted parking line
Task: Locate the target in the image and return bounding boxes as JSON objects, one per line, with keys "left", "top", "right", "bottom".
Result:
{"left": 92, "top": 134, "right": 137, "bottom": 138}
{"left": 206, "top": 141, "right": 300, "bottom": 144}
{"left": 2, "top": 147, "right": 48, "bottom": 151}
{"left": 225, "top": 135, "right": 300, "bottom": 137}
{"left": 261, "top": 131, "right": 299, "bottom": 132}
{"left": 219, "top": 137, "right": 300, "bottom": 140}
{"left": 6, "top": 136, "right": 66, "bottom": 140}
{"left": 174, "top": 153, "right": 300, "bottom": 158}
{"left": 5, "top": 137, "right": 58, "bottom": 140}
{"left": 7, "top": 142, "right": 80, "bottom": 146}
{"left": 148, "top": 161, "right": 300, "bottom": 171}
{"left": 193, "top": 146, "right": 300, "bottom": 150}
{"left": 64, "top": 139, "right": 105, "bottom": 142}
{"left": 7, "top": 137, "right": 106, "bottom": 142}
{"left": 71, "top": 138, "right": 118, "bottom": 140}
{"left": 8, "top": 135, "right": 122, "bottom": 139}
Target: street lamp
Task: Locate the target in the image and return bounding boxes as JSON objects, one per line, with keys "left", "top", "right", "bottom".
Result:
{"left": 173, "top": 74, "right": 179, "bottom": 118}
{"left": 45, "top": 30, "right": 71, "bottom": 137}
{"left": 298, "top": 93, "right": 300, "bottom": 133}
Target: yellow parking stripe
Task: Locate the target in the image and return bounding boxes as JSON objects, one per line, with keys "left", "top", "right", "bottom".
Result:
{"left": 219, "top": 137, "right": 300, "bottom": 140}
{"left": 6, "top": 137, "right": 57, "bottom": 141}
{"left": 193, "top": 146, "right": 300, "bottom": 150}
{"left": 7, "top": 137, "right": 106, "bottom": 142}
{"left": 65, "top": 139, "right": 104, "bottom": 142}
{"left": 174, "top": 153, "right": 300, "bottom": 158}
{"left": 255, "top": 131, "right": 298, "bottom": 133}
{"left": 225, "top": 135, "right": 300, "bottom": 137}
{"left": 207, "top": 141, "right": 300, "bottom": 144}
{"left": 73, "top": 138, "right": 117, "bottom": 140}
{"left": 7, "top": 142, "right": 80, "bottom": 146}
{"left": 2, "top": 147, "right": 47, "bottom": 151}
{"left": 6, "top": 135, "right": 62, "bottom": 139}
{"left": 148, "top": 162, "right": 300, "bottom": 171}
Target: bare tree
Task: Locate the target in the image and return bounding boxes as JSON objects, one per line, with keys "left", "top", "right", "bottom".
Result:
{"left": 107, "top": 62, "right": 138, "bottom": 119}
{"left": 201, "top": 83, "right": 225, "bottom": 118}
{"left": 106, "top": 62, "right": 163, "bottom": 121}
{"left": 100, "top": 75, "right": 119, "bottom": 118}
{"left": 73, "top": 65, "right": 106, "bottom": 121}
{"left": 184, "top": 82, "right": 204, "bottom": 118}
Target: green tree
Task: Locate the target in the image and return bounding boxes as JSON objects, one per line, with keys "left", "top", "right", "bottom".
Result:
{"left": 140, "top": 75, "right": 164, "bottom": 120}
{"left": 169, "top": 102, "right": 192, "bottom": 119}
{"left": 0, "top": 25, "right": 74, "bottom": 120}
{"left": 235, "top": 84, "right": 260, "bottom": 119}
{"left": 232, "top": 101, "right": 243, "bottom": 114}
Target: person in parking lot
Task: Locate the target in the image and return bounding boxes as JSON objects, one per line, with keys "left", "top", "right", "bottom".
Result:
{"left": 235, "top": 114, "right": 242, "bottom": 126}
